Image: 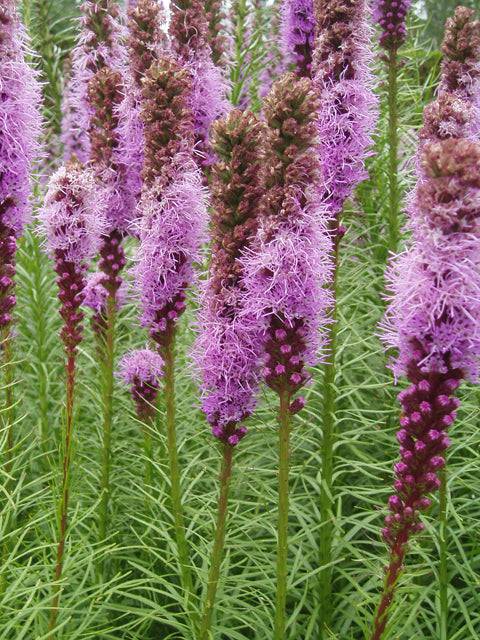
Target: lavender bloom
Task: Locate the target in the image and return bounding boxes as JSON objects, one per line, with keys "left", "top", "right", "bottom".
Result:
{"left": 0, "top": 1, "right": 42, "bottom": 328}
{"left": 40, "top": 163, "right": 107, "bottom": 356}
{"left": 134, "top": 158, "right": 208, "bottom": 348}
{"left": 119, "top": 349, "right": 164, "bottom": 420}
{"left": 117, "top": 0, "right": 167, "bottom": 205}
{"left": 313, "top": 0, "right": 378, "bottom": 218}
{"left": 195, "top": 110, "right": 266, "bottom": 446}
{"left": 373, "top": 0, "right": 411, "bottom": 50}
{"left": 61, "top": 0, "right": 126, "bottom": 163}
{"left": 281, "top": 0, "right": 315, "bottom": 77}
{"left": 169, "top": 0, "right": 228, "bottom": 168}
{"left": 439, "top": 7, "right": 480, "bottom": 135}
{"left": 242, "top": 74, "right": 333, "bottom": 407}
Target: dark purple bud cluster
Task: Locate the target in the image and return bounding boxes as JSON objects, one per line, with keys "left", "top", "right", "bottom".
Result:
{"left": 54, "top": 250, "right": 86, "bottom": 358}
{"left": 264, "top": 316, "right": 309, "bottom": 412}
{"left": 0, "top": 197, "right": 17, "bottom": 328}
{"left": 211, "top": 418, "right": 248, "bottom": 447}
{"left": 149, "top": 287, "right": 188, "bottom": 350}
{"left": 381, "top": 351, "right": 462, "bottom": 547}
{"left": 129, "top": 375, "right": 160, "bottom": 421}
{"left": 98, "top": 229, "right": 126, "bottom": 297}
{"left": 374, "top": 0, "right": 411, "bottom": 51}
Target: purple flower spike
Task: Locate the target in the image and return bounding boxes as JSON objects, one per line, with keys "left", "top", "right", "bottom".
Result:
{"left": 40, "top": 163, "right": 107, "bottom": 357}
{"left": 134, "top": 158, "right": 208, "bottom": 349}
{"left": 281, "top": 0, "right": 315, "bottom": 77}
{"left": 205, "top": 0, "right": 228, "bottom": 66}
{"left": 118, "top": 348, "right": 164, "bottom": 420}
{"left": 373, "top": 12, "right": 480, "bottom": 636}
{"left": 373, "top": 0, "right": 411, "bottom": 50}
{"left": 195, "top": 110, "right": 267, "bottom": 446}
{"left": 313, "top": 0, "right": 378, "bottom": 218}
{"left": 0, "top": 1, "right": 42, "bottom": 329}
{"left": 242, "top": 74, "right": 333, "bottom": 411}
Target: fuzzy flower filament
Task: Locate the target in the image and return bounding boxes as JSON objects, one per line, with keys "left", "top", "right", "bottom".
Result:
{"left": 196, "top": 109, "right": 266, "bottom": 447}
{"left": 281, "top": 0, "right": 315, "bottom": 78}
{"left": 313, "top": 0, "right": 378, "bottom": 221}
{"left": 119, "top": 349, "right": 164, "bottom": 421}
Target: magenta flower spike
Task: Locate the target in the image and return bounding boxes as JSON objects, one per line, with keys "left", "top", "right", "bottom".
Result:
{"left": 169, "top": 0, "right": 228, "bottom": 169}
{"left": 281, "top": 0, "right": 315, "bottom": 77}
{"left": 313, "top": 0, "right": 378, "bottom": 220}
{"left": 372, "top": 32, "right": 480, "bottom": 638}
{"left": 0, "top": 0, "right": 42, "bottom": 332}
{"left": 373, "top": 0, "right": 412, "bottom": 51}
{"left": 118, "top": 349, "right": 164, "bottom": 421}
{"left": 195, "top": 110, "right": 266, "bottom": 447}
{"left": 61, "top": 0, "right": 126, "bottom": 163}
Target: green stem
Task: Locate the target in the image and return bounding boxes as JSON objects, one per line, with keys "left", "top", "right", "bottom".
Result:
{"left": 274, "top": 387, "right": 292, "bottom": 640}
{"left": 387, "top": 48, "right": 400, "bottom": 255}
{"left": 143, "top": 422, "right": 154, "bottom": 507}
{"left": 199, "top": 443, "right": 234, "bottom": 640}
{"left": 2, "top": 328, "right": 15, "bottom": 470}
{"left": 438, "top": 466, "right": 448, "bottom": 640}
{"left": 318, "top": 235, "right": 340, "bottom": 638}
{"left": 98, "top": 295, "right": 116, "bottom": 555}
{"left": 48, "top": 353, "right": 76, "bottom": 636}
{"left": 163, "top": 334, "right": 196, "bottom": 620}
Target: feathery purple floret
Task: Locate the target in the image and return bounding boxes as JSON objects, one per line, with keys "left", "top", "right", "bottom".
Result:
{"left": 281, "top": 0, "right": 315, "bottom": 77}
{"left": 134, "top": 158, "right": 208, "bottom": 347}
{"left": 0, "top": 0, "right": 42, "bottom": 235}
{"left": 119, "top": 348, "right": 164, "bottom": 420}
{"left": 195, "top": 110, "right": 266, "bottom": 446}
{"left": 373, "top": 0, "right": 411, "bottom": 50}
{"left": 61, "top": 0, "right": 126, "bottom": 164}
{"left": 313, "top": 0, "right": 378, "bottom": 218}
{"left": 242, "top": 74, "right": 333, "bottom": 406}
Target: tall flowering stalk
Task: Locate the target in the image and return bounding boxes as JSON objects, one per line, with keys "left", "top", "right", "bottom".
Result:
{"left": 0, "top": 0, "right": 42, "bottom": 463}
{"left": 281, "top": 0, "right": 315, "bottom": 78}
{"left": 134, "top": 55, "right": 208, "bottom": 620}
{"left": 205, "top": 0, "right": 228, "bottom": 67}
{"left": 118, "top": 349, "right": 164, "bottom": 497}
{"left": 373, "top": 0, "right": 411, "bottom": 253}
{"left": 40, "top": 163, "right": 106, "bottom": 634}
{"left": 242, "top": 74, "right": 332, "bottom": 640}
{"left": 312, "top": 0, "right": 377, "bottom": 632}
{"left": 169, "top": 0, "right": 228, "bottom": 170}
{"left": 195, "top": 109, "right": 266, "bottom": 639}
{"left": 372, "top": 63, "right": 480, "bottom": 640}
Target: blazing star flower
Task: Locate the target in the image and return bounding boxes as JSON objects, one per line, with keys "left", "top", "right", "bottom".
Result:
{"left": 372, "top": 0, "right": 412, "bottom": 50}
{"left": 313, "top": 0, "right": 378, "bottom": 219}
{"left": 373, "top": 30, "right": 480, "bottom": 634}
{"left": 260, "top": 0, "right": 286, "bottom": 99}
{"left": 40, "top": 163, "right": 107, "bottom": 356}
{"left": 195, "top": 110, "right": 266, "bottom": 446}
{"left": 439, "top": 7, "right": 480, "bottom": 135}
{"left": 242, "top": 74, "right": 333, "bottom": 409}
{"left": 118, "top": 348, "right": 164, "bottom": 420}
{"left": 205, "top": 0, "right": 228, "bottom": 66}
{"left": 84, "top": 271, "right": 128, "bottom": 336}
{"left": 281, "top": 0, "right": 315, "bottom": 78}
{"left": 61, "top": 0, "right": 126, "bottom": 163}
{"left": 169, "top": 0, "right": 228, "bottom": 168}
{"left": 0, "top": 1, "right": 42, "bottom": 329}
{"left": 117, "top": 0, "right": 167, "bottom": 206}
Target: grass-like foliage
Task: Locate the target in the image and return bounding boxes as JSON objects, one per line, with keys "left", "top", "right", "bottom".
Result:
{"left": 1, "top": 2, "right": 479, "bottom": 639}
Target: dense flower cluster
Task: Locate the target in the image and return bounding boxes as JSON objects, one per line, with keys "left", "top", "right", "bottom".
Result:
{"left": 61, "top": 0, "right": 125, "bottom": 163}
{"left": 439, "top": 7, "right": 480, "bottom": 134}
{"left": 372, "top": 0, "right": 411, "bottom": 50}
{"left": 281, "top": 0, "right": 315, "bottom": 77}
{"left": 242, "top": 74, "right": 333, "bottom": 407}
{"left": 0, "top": 0, "right": 42, "bottom": 329}
{"left": 313, "top": 0, "right": 378, "bottom": 218}
{"left": 169, "top": 0, "right": 228, "bottom": 168}
{"left": 135, "top": 57, "right": 208, "bottom": 350}
{"left": 205, "top": 0, "right": 227, "bottom": 66}
{"left": 196, "top": 110, "right": 266, "bottom": 446}
{"left": 40, "top": 164, "right": 107, "bottom": 357}
{"left": 118, "top": 349, "right": 164, "bottom": 420}
{"left": 117, "top": 0, "right": 167, "bottom": 206}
